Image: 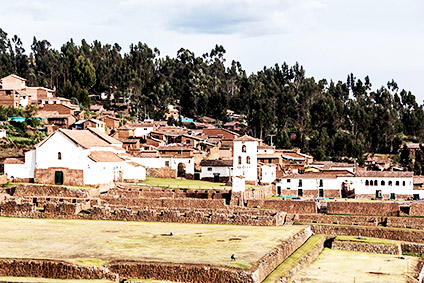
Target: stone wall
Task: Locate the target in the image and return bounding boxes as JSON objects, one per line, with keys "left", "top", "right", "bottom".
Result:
{"left": 311, "top": 224, "right": 424, "bottom": 244}
{"left": 34, "top": 168, "right": 84, "bottom": 187}
{"left": 279, "top": 236, "right": 327, "bottom": 283}
{"left": 0, "top": 259, "right": 118, "bottom": 281}
{"left": 1, "top": 184, "right": 99, "bottom": 198}
{"left": 0, "top": 200, "right": 285, "bottom": 226}
{"left": 250, "top": 226, "right": 313, "bottom": 282}
{"left": 296, "top": 214, "right": 382, "bottom": 226}
{"left": 246, "top": 200, "right": 317, "bottom": 214}
{"left": 243, "top": 186, "right": 274, "bottom": 200}
{"left": 327, "top": 201, "right": 400, "bottom": 216}
{"left": 0, "top": 174, "right": 7, "bottom": 185}
{"left": 410, "top": 203, "right": 424, "bottom": 216}
{"left": 332, "top": 240, "right": 401, "bottom": 255}
{"left": 146, "top": 167, "right": 176, "bottom": 178}
{"left": 102, "top": 197, "right": 228, "bottom": 209}
{"left": 108, "top": 262, "right": 255, "bottom": 283}
{"left": 387, "top": 217, "right": 424, "bottom": 230}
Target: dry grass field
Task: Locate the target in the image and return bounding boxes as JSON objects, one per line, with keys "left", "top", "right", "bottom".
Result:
{"left": 0, "top": 217, "right": 304, "bottom": 269}
{"left": 290, "top": 248, "right": 419, "bottom": 283}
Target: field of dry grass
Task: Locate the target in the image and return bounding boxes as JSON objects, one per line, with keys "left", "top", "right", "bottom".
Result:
{"left": 0, "top": 217, "right": 304, "bottom": 269}
{"left": 290, "top": 248, "right": 419, "bottom": 283}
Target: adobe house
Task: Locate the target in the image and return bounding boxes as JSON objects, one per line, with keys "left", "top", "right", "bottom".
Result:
{"left": 3, "top": 128, "right": 146, "bottom": 188}
{"left": 200, "top": 159, "right": 233, "bottom": 182}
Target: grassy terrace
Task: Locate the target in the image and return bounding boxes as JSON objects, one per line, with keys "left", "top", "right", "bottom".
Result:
{"left": 263, "top": 235, "right": 326, "bottom": 283}
{"left": 335, "top": 235, "right": 399, "bottom": 246}
{"left": 138, "top": 177, "right": 260, "bottom": 190}
{"left": 0, "top": 217, "right": 304, "bottom": 270}
{"left": 290, "top": 248, "right": 419, "bottom": 283}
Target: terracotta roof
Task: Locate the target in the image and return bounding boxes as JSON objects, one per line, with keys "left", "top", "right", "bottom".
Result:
{"left": 88, "top": 151, "right": 125, "bottom": 162}
{"left": 88, "top": 127, "right": 122, "bottom": 146}
{"left": 58, "top": 129, "right": 114, "bottom": 149}
{"left": 157, "top": 145, "right": 194, "bottom": 151}
{"left": 2, "top": 74, "right": 26, "bottom": 81}
{"left": 234, "top": 134, "right": 259, "bottom": 142}
{"left": 356, "top": 171, "right": 414, "bottom": 178}
{"left": 119, "top": 138, "right": 139, "bottom": 144}
{"left": 127, "top": 122, "right": 154, "bottom": 127}
{"left": 258, "top": 144, "right": 275, "bottom": 149}
{"left": 88, "top": 118, "right": 105, "bottom": 125}
{"left": 257, "top": 154, "right": 280, "bottom": 159}
{"left": 131, "top": 151, "right": 159, "bottom": 158}
{"left": 200, "top": 159, "right": 233, "bottom": 167}
{"left": 3, "top": 157, "right": 25, "bottom": 164}
{"left": 182, "top": 134, "right": 204, "bottom": 141}
{"left": 127, "top": 161, "right": 145, "bottom": 168}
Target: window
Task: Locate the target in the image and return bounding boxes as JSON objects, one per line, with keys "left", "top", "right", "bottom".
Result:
{"left": 242, "top": 145, "right": 247, "bottom": 152}
{"left": 374, "top": 180, "right": 378, "bottom": 186}
{"left": 389, "top": 181, "right": 392, "bottom": 186}
{"left": 403, "top": 181, "right": 406, "bottom": 186}
{"left": 144, "top": 128, "right": 147, "bottom": 130}
{"left": 298, "top": 179, "right": 303, "bottom": 187}
{"left": 247, "top": 156, "right": 251, "bottom": 164}
{"left": 208, "top": 168, "right": 212, "bottom": 171}
{"left": 319, "top": 179, "right": 323, "bottom": 187}
{"left": 381, "top": 180, "right": 385, "bottom": 186}
{"left": 396, "top": 181, "right": 400, "bottom": 186}
{"left": 165, "top": 161, "right": 170, "bottom": 167}
{"left": 238, "top": 156, "right": 242, "bottom": 165}
{"left": 58, "top": 152, "right": 62, "bottom": 160}
{"left": 365, "top": 180, "right": 369, "bottom": 186}
{"left": 287, "top": 179, "right": 291, "bottom": 183}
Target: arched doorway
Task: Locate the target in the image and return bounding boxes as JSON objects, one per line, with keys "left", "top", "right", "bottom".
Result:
{"left": 177, "top": 163, "right": 186, "bottom": 177}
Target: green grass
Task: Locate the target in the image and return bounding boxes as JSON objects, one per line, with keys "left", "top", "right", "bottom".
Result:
{"left": 263, "top": 235, "right": 326, "bottom": 283}
{"left": 0, "top": 217, "right": 304, "bottom": 269}
{"left": 0, "top": 278, "right": 112, "bottom": 283}
{"left": 139, "top": 177, "right": 259, "bottom": 190}
{"left": 290, "top": 248, "right": 419, "bottom": 283}
{"left": 335, "top": 235, "right": 399, "bottom": 246}
{"left": 294, "top": 222, "right": 424, "bottom": 232}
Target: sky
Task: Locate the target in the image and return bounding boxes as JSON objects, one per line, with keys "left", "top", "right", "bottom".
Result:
{"left": 1, "top": 0, "right": 423, "bottom": 101}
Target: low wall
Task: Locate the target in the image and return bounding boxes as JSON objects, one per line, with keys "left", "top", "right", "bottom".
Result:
{"left": 1, "top": 184, "right": 99, "bottom": 198}
{"left": 311, "top": 224, "right": 424, "bottom": 244}
{"left": 251, "top": 226, "right": 313, "bottom": 282}
{"left": 102, "top": 197, "right": 228, "bottom": 209}
{"left": 0, "top": 201, "right": 285, "bottom": 226}
{"left": 34, "top": 168, "right": 84, "bottom": 187}
{"left": 244, "top": 186, "right": 274, "bottom": 200}
{"left": 401, "top": 242, "right": 424, "bottom": 256}
{"left": 332, "top": 240, "right": 401, "bottom": 255}
{"left": 109, "top": 262, "right": 254, "bottom": 283}
{"left": 246, "top": 200, "right": 317, "bottom": 214}
{"left": 147, "top": 167, "right": 176, "bottom": 178}
{"left": 410, "top": 203, "right": 424, "bottom": 216}
{"left": 0, "top": 174, "right": 7, "bottom": 185}
{"left": 296, "top": 214, "right": 381, "bottom": 226}
{"left": 279, "top": 236, "right": 327, "bottom": 283}
{"left": 0, "top": 259, "right": 118, "bottom": 282}
{"left": 327, "top": 201, "right": 400, "bottom": 216}
{"left": 387, "top": 217, "right": 424, "bottom": 230}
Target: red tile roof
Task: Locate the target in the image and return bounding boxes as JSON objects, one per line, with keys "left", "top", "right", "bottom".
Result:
{"left": 88, "top": 151, "right": 125, "bottom": 162}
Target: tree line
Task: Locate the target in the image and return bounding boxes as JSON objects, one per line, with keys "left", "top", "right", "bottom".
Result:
{"left": 1, "top": 28, "right": 423, "bottom": 163}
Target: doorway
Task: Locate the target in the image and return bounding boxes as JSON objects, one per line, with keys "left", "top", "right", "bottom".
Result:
{"left": 177, "top": 163, "right": 186, "bottom": 177}
{"left": 55, "top": 171, "right": 63, "bottom": 185}
{"left": 298, "top": 189, "right": 303, "bottom": 197}
{"left": 319, "top": 188, "right": 324, "bottom": 198}
{"left": 213, "top": 173, "right": 220, "bottom": 182}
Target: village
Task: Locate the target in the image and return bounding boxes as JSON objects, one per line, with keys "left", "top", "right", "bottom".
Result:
{"left": 2, "top": 73, "right": 424, "bottom": 282}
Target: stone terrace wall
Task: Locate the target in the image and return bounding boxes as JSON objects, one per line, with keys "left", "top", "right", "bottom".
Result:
{"left": 387, "top": 217, "right": 424, "bottom": 230}
{"left": 243, "top": 186, "right": 274, "bottom": 200}
{"left": 311, "top": 224, "right": 424, "bottom": 244}
{"left": 0, "top": 201, "right": 285, "bottom": 226}
{"left": 108, "top": 262, "right": 254, "bottom": 283}
{"left": 251, "top": 226, "right": 312, "bottom": 282}
{"left": 102, "top": 197, "right": 228, "bottom": 209}
{"left": 246, "top": 200, "right": 317, "bottom": 214}
{"left": 410, "top": 203, "right": 424, "bottom": 216}
{"left": 296, "top": 214, "right": 382, "bottom": 226}
{"left": 0, "top": 174, "right": 7, "bottom": 185}
{"left": 0, "top": 259, "right": 118, "bottom": 281}
{"left": 279, "top": 236, "right": 327, "bottom": 283}
{"left": 327, "top": 201, "right": 400, "bottom": 216}
{"left": 332, "top": 241, "right": 401, "bottom": 255}
{"left": 147, "top": 167, "right": 176, "bottom": 178}
{"left": 401, "top": 242, "right": 424, "bottom": 255}
{"left": 1, "top": 184, "right": 99, "bottom": 198}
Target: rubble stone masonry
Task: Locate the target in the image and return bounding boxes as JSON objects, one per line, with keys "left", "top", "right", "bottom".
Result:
{"left": 327, "top": 201, "right": 400, "bottom": 216}
{"left": 34, "top": 168, "right": 84, "bottom": 187}
{"left": 246, "top": 200, "right": 318, "bottom": 214}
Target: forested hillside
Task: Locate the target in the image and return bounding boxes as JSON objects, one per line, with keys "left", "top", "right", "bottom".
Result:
{"left": 1, "top": 28, "right": 423, "bottom": 162}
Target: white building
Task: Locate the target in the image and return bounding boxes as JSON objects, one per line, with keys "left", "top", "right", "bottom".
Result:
{"left": 233, "top": 135, "right": 258, "bottom": 184}
{"left": 132, "top": 155, "right": 195, "bottom": 177}
{"left": 260, "top": 164, "right": 277, "bottom": 184}
{"left": 3, "top": 128, "right": 146, "bottom": 188}
{"left": 199, "top": 159, "right": 233, "bottom": 182}
{"left": 275, "top": 170, "right": 414, "bottom": 199}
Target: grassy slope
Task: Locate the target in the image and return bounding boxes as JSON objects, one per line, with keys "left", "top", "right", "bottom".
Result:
{"left": 139, "top": 177, "right": 231, "bottom": 190}
{"left": 0, "top": 217, "right": 304, "bottom": 269}
{"left": 263, "top": 235, "right": 326, "bottom": 283}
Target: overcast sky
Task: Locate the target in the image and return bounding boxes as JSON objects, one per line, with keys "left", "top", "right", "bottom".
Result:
{"left": 1, "top": 0, "right": 423, "bottom": 101}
